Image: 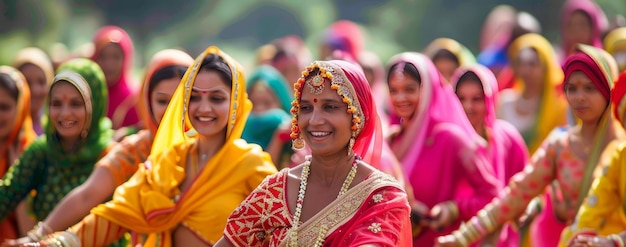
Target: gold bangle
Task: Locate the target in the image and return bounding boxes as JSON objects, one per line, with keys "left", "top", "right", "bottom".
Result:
{"left": 460, "top": 222, "right": 478, "bottom": 240}
{"left": 610, "top": 234, "right": 625, "bottom": 247}
{"left": 453, "top": 230, "right": 469, "bottom": 247}
{"left": 478, "top": 210, "right": 496, "bottom": 232}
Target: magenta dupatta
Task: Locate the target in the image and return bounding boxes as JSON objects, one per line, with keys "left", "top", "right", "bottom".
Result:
{"left": 388, "top": 53, "right": 499, "bottom": 245}
{"left": 451, "top": 64, "right": 529, "bottom": 185}
{"left": 92, "top": 25, "right": 140, "bottom": 129}
{"left": 560, "top": 0, "right": 608, "bottom": 59}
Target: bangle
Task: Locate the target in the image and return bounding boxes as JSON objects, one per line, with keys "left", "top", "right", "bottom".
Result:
{"left": 610, "top": 234, "right": 625, "bottom": 247}
{"left": 27, "top": 221, "right": 54, "bottom": 241}
{"left": 478, "top": 210, "right": 496, "bottom": 232}
{"left": 470, "top": 217, "right": 487, "bottom": 235}
{"left": 453, "top": 230, "right": 469, "bottom": 247}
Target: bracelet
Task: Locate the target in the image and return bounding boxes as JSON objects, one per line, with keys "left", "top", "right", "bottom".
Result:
{"left": 609, "top": 234, "right": 625, "bottom": 247}
{"left": 470, "top": 217, "right": 487, "bottom": 235}
{"left": 453, "top": 230, "right": 469, "bottom": 247}
{"left": 477, "top": 209, "right": 496, "bottom": 232}
{"left": 41, "top": 231, "right": 80, "bottom": 247}
{"left": 27, "top": 221, "right": 54, "bottom": 241}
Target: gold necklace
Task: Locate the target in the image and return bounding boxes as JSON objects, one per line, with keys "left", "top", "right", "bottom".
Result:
{"left": 289, "top": 156, "right": 359, "bottom": 247}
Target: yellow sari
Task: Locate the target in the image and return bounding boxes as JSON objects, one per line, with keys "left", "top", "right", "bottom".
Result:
{"left": 507, "top": 33, "right": 568, "bottom": 153}
{"left": 88, "top": 46, "right": 277, "bottom": 246}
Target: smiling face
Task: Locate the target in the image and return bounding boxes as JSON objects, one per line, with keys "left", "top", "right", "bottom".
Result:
{"left": 0, "top": 86, "right": 17, "bottom": 140}
{"left": 249, "top": 82, "right": 280, "bottom": 114}
{"left": 297, "top": 78, "right": 352, "bottom": 157}
{"left": 48, "top": 81, "right": 87, "bottom": 140}
{"left": 456, "top": 78, "right": 486, "bottom": 132}
{"left": 150, "top": 77, "right": 180, "bottom": 125}
{"left": 19, "top": 63, "right": 48, "bottom": 116}
{"left": 564, "top": 71, "right": 607, "bottom": 123}
{"left": 188, "top": 70, "right": 231, "bottom": 139}
{"left": 388, "top": 72, "right": 420, "bottom": 120}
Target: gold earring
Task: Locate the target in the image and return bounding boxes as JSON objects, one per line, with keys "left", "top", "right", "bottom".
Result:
{"left": 80, "top": 129, "right": 88, "bottom": 139}
{"left": 348, "top": 137, "right": 355, "bottom": 156}
{"left": 292, "top": 136, "right": 305, "bottom": 150}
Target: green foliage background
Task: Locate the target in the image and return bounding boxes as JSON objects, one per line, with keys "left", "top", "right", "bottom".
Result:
{"left": 1, "top": 0, "right": 624, "bottom": 77}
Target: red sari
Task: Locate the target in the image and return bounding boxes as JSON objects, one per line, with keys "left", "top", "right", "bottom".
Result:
{"left": 224, "top": 169, "right": 411, "bottom": 246}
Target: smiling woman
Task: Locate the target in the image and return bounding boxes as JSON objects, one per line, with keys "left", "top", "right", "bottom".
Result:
{"left": 0, "top": 58, "right": 114, "bottom": 236}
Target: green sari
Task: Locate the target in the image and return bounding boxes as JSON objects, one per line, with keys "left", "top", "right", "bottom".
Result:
{"left": 0, "top": 58, "right": 113, "bottom": 222}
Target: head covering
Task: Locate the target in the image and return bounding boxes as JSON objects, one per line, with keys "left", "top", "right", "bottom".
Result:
{"left": 49, "top": 58, "right": 112, "bottom": 166}
{"left": 322, "top": 20, "right": 364, "bottom": 61}
{"left": 423, "top": 38, "right": 477, "bottom": 67}
{"left": 138, "top": 49, "right": 194, "bottom": 135}
{"left": 508, "top": 33, "right": 568, "bottom": 152}
{"left": 290, "top": 60, "right": 384, "bottom": 167}
{"left": 604, "top": 27, "right": 626, "bottom": 72}
{"left": 242, "top": 65, "right": 293, "bottom": 149}
{"left": 92, "top": 46, "right": 276, "bottom": 245}
{"left": 561, "top": 0, "right": 608, "bottom": 56}
{"left": 387, "top": 52, "right": 483, "bottom": 175}
{"left": 451, "top": 64, "right": 498, "bottom": 130}
{"left": 612, "top": 71, "right": 626, "bottom": 123}
{"left": 0, "top": 66, "right": 36, "bottom": 173}
{"left": 12, "top": 47, "right": 55, "bottom": 87}
{"left": 91, "top": 25, "right": 139, "bottom": 129}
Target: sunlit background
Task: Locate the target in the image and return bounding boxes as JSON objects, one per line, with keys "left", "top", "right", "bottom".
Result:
{"left": 1, "top": 0, "right": 624, "bottom": 79}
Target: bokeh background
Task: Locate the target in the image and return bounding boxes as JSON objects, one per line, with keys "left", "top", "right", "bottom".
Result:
{"left": 1, "top": 0, "right": 624, "bottom": 77}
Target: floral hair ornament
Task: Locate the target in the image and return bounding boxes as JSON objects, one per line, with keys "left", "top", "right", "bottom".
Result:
{"left": 290, "top": 61, "right": 364, "bottom": 153}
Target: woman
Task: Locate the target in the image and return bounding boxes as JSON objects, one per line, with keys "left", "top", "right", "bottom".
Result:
{"left": 603, "top": 27, "right": 626, "bottom": 73}
{"left": 0, "top": 67, "right": 37, "bottom": 241}
{"left": 560, "top": 0, "right": 608, "bottom": 59}
{"left": 91, "top": 25, "right": 140, "bottom": 130}
{"left": 242, "top": 65, "right": 293, "bottom": 168}
{"left": 423, "top": 38, "right": 476, "bottom": 83}
{"left": 23, "top": 46, "right": 277, "bottom": 246}
{"left": 386, "top": 52, "right": 499, "bottom": 246}
{"left": 561, "top": 71, "right": 626, "bottom": 246}
{"left": 215, "top": 59, "right": 411, "bottom": 246}
{"left": 0, "top": 58, "right": 113, "bottom": 232}
{"left": 497, "top": 33, "right": 568, "bottom": 153}
{"left": 2, "top": 49, "right": 194, "bottom": 245}
{"left": 452, "top": 64, "right": 529, "bottom": 245}
{"left": 12, "top": 47, "right": 54, "bottom": 136}
{"left": 436, "top": 44, "right": 624, "bottom": 247}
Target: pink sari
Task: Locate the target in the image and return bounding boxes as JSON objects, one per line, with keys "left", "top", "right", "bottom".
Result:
{"left": 91, "top": 25, "right": 140, "bottom": 129}
{"left": 560, "top": 0, "right": 608, "bottom": 60}
{"left": 388, "top": 53, "right": 499, "bottom": 246}
{"left": 452, "top": 64, "right": 529, "bottom": 246}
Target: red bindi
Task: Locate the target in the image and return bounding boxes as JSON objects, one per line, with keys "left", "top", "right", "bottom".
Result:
{"left": 313, "top": 98, "right": 317, "bottom": 103}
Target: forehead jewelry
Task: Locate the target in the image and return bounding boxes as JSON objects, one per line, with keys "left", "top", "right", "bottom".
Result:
{"left": 307, "top": 74, "right": 325, "bottom": 95}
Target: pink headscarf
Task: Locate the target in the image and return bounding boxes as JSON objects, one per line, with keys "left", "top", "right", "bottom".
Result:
{"left": 388, "top": 52, "right": 484, "bottom": 176}
{"left": 91, "top": 25, "right": 140, "bottom": 129}
{"left": 291, "top": 60, "right": 383, "bottom": 167}
{"left": 322, "top": 20, "right": 364, "bottom": 61}
{"left": 451, "top": 64, "right": 528, "bottom": 185}
{"left": 561, "top": 0, "right": 608, "bottom": 57}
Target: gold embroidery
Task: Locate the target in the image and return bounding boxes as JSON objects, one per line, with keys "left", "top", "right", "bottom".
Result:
{"left": 368, "top": 223, "right": 382, "bottom": 233}
{"left": 372, "top": 193, "right": 383, "bottom": 203}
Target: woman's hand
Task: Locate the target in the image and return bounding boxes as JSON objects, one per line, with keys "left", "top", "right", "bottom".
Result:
{"left": 435, "top": 235, "right": 462, "bottom": 247}
{"left": 2, "top": 236, "right": 35, "bottom": 247}
{"left": 428, "top": 202, "right": 457, "bottom": 231}
{"left": 569, "top": 235, "right": 615, "bottom": 247}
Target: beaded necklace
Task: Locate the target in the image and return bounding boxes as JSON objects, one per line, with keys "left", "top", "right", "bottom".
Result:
{"left": 289, "top": 156, "right": 359, "bottom": 247}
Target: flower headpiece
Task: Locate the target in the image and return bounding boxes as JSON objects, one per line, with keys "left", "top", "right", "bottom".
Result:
{"left": 290, "top": 61, "right": 364, "bottom": 152}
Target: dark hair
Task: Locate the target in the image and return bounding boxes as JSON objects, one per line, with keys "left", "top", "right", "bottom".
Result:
{"left": 148, "top": 65, "right": 188, "bottom": 95}
{"left": 200, "top": 54, "right": 232, "bottom": 87}
{"left": 0, "top": 73, "right": 20, "bottom": 101}
{"left": 455, "top": 71, "right": 483, "bottom": 92}
{"left": 387, "top": 62, "right": 421, "bottom": 84}
{"left": 432, "top": 49, "right": 459, "bottom": 66}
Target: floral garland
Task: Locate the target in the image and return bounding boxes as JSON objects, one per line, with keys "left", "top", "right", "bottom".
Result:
{"left": 290, "top": 61, "right": 364, "bottom": 150}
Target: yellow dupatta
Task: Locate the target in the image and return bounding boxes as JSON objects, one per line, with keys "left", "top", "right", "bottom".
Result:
{"left": 508, "top": 33, "right": 568, "bottom": 153}
{"left": 91, "top": 46, "right": 276, "bottom": 245}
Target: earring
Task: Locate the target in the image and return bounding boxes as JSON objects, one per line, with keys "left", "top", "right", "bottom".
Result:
{"left": 80, "top": 129, "right": 88, "bottom": 139}
{"left": 292, "top": 136, "right": 305, "bottom": 150}
{"left": 348, "top": 136, "right": 355, "bottom": 156}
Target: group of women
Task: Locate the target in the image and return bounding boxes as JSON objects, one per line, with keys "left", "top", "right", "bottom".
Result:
{"left": 0, "top": 0, "right": 626, "bottom": 246}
